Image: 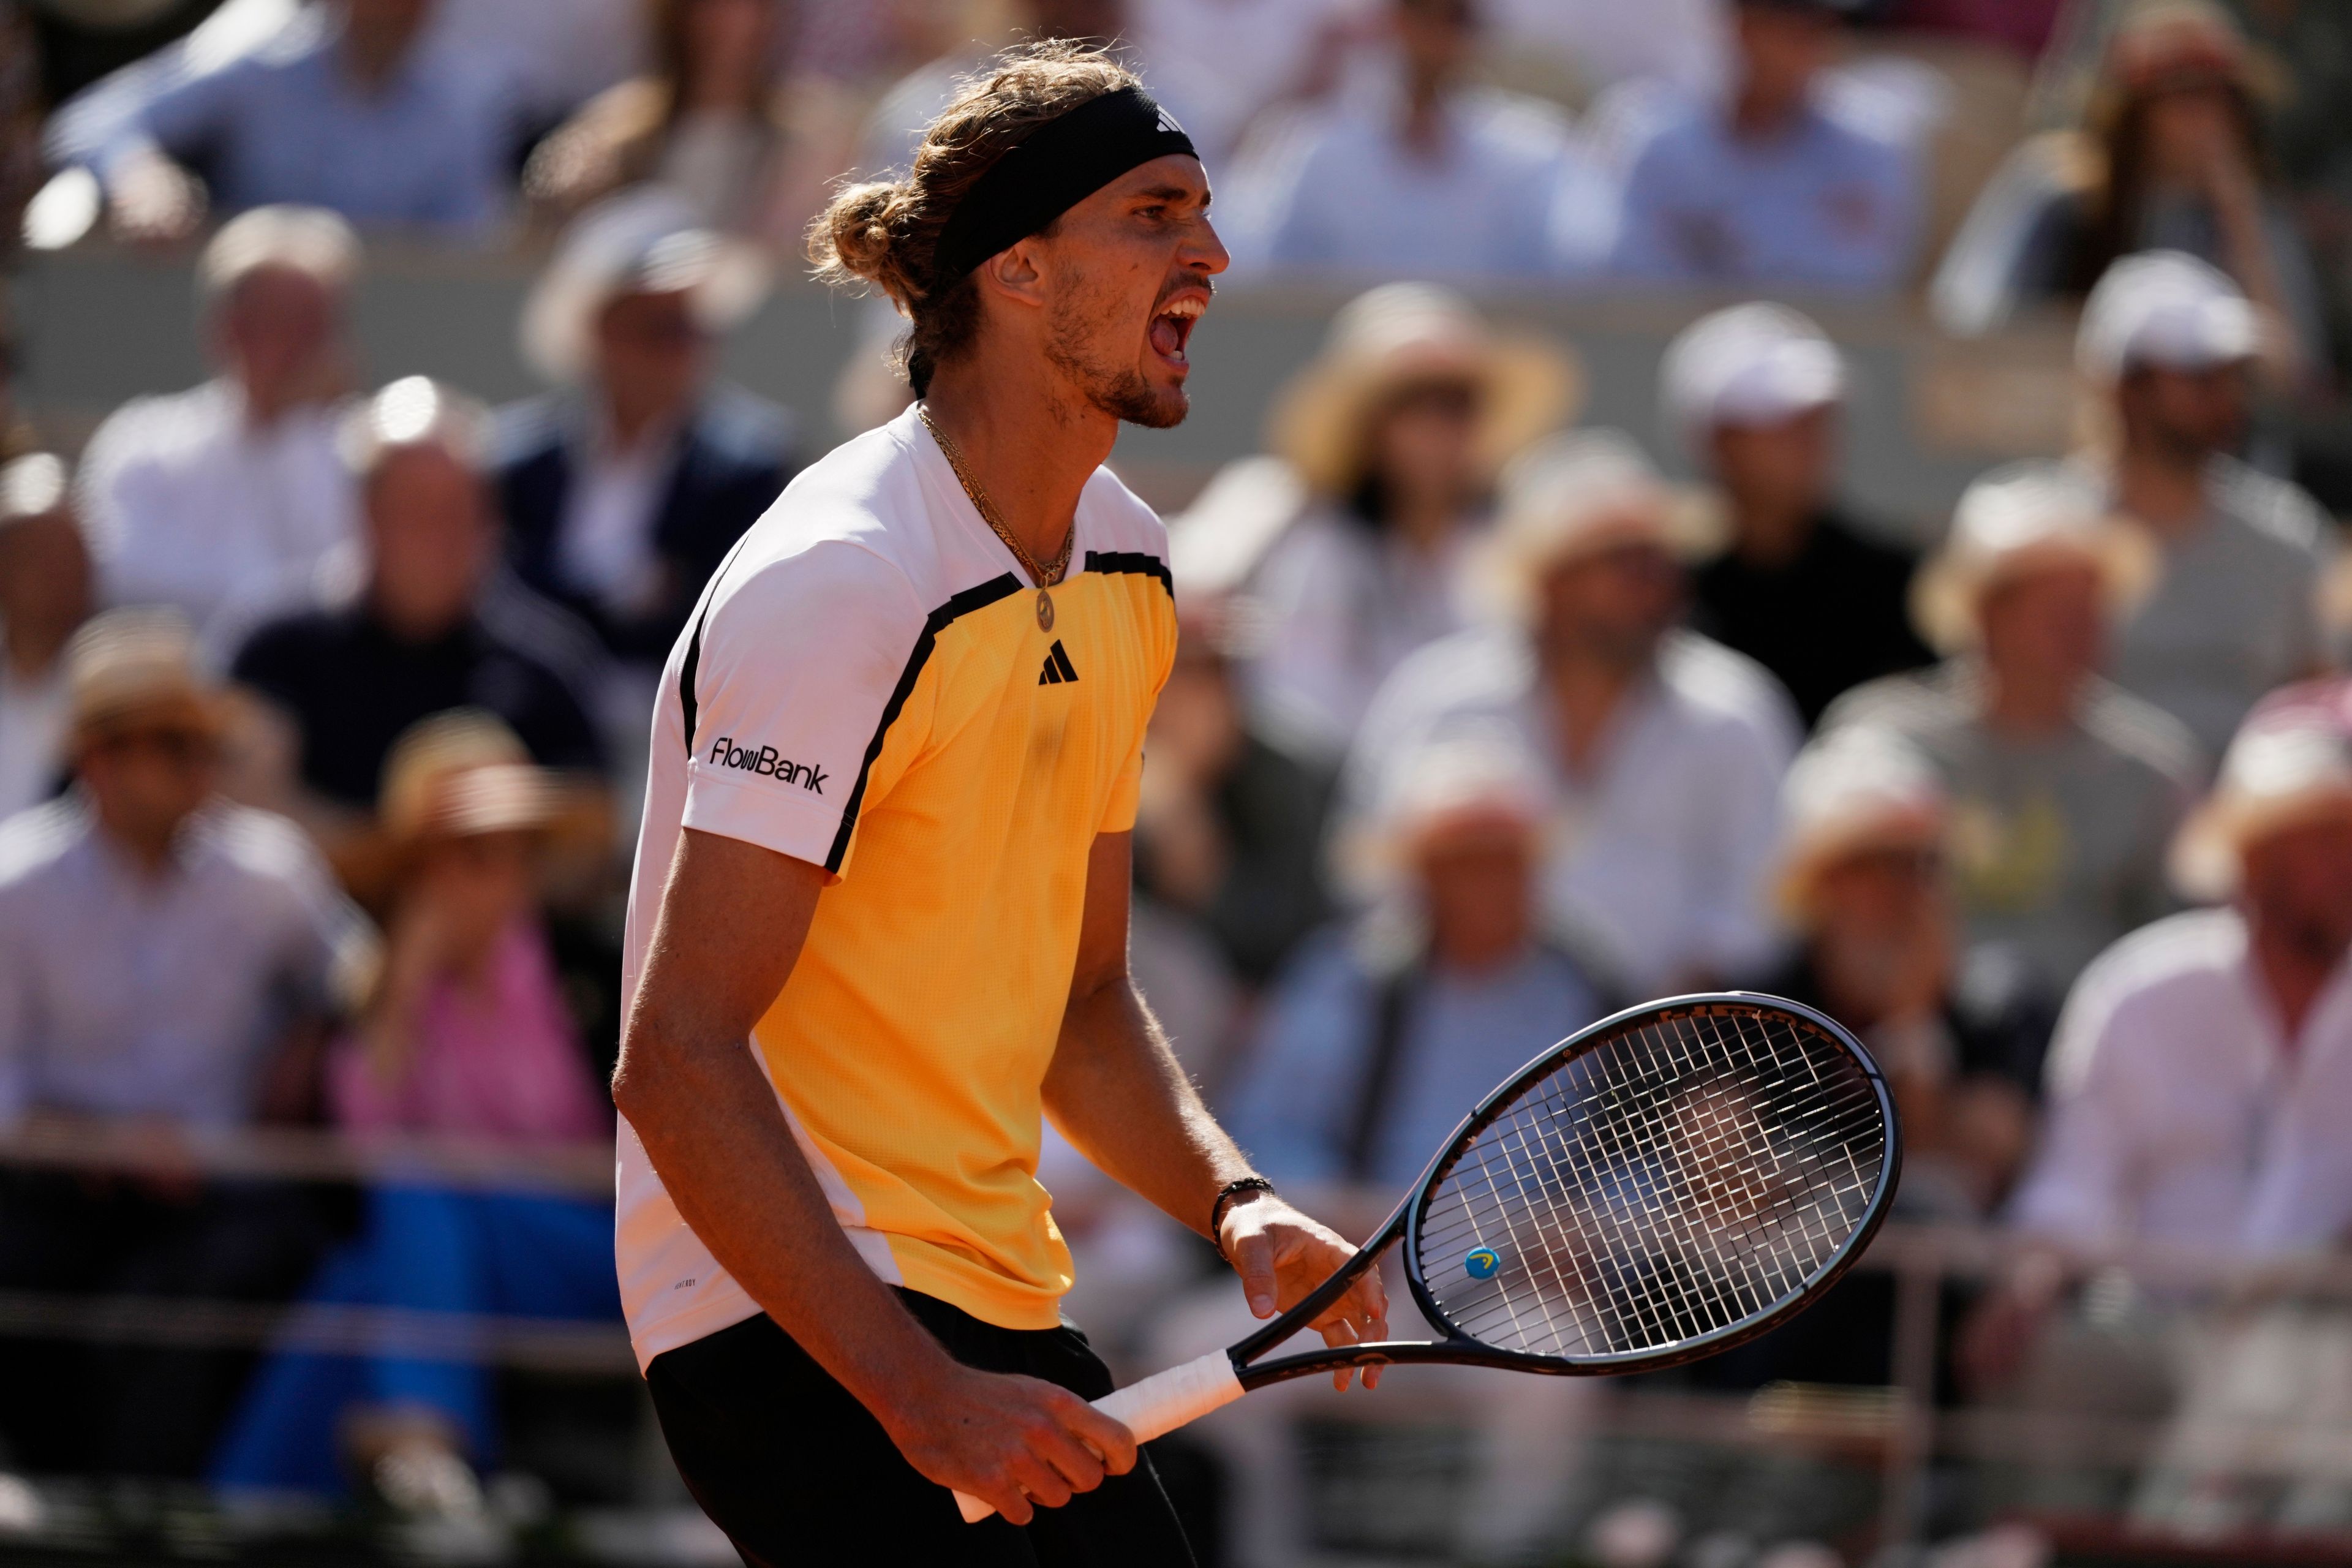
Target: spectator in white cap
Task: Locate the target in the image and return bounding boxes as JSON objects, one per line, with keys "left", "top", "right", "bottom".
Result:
{"left": 1608, "top": 0, "right": 1920, "bottom": 290}
{"left": 1996, "top": 710, "right": 2352, "bottom": 1283}
{"left": 1825, "top": 462, "right": 2200, "bottom": 1005}
{"left": 2073, "top": 249, "right": 2335, "bottom": 758}
{"left": 0, "top": 454, "right": 91, "bottom": 821}
{"left": 75, "top": 206, "right": 363, "bottom": 654}
{"left": 1180, "top": 282, "right": 1578, "bottom": 761}
{"left": 1668, "top": 303, "right": 1932, "bottom": 726}
{"left": 1207, "top": 731, "right": 1604, "bottom": 1564}
{"left": 1340, "top": 429, "right": 1798, "bottom": 996}
{"left": 492, "top": 189, "right": 793, "bottom": 683}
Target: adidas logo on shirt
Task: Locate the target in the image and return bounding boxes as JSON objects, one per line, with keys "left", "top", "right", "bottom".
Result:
{"left": 1037, "top": 641, "right": 1080, "bottom": 685}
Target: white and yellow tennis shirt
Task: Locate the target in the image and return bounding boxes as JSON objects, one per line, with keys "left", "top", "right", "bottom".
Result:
{"left": 615, "top": 403, "right": 1178, "bottom": 1370}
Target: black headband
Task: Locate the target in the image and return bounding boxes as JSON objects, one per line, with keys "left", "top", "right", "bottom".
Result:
{"left": 931, "top": 85, "right": 1199, "bottom": 286}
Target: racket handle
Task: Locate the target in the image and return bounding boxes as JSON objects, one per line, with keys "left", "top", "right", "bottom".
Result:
{"left": 952, "top": 1351, "right": 1243, "bottom": 1524}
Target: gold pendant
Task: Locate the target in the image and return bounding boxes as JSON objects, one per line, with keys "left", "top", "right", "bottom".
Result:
{"left": 1036, "top": 590, "right": 1055, "bottom": 631}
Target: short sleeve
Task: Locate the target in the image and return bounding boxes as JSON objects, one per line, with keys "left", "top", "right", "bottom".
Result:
{"left": 680, "top": 541, "right": 925, "bottom": 878}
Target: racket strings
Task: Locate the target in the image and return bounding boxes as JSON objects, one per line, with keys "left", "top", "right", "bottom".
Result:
{"left": 1415, "top": 1008, "right": 1885, "bottom": 1361}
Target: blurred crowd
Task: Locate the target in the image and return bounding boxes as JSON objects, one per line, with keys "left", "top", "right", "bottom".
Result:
{"left": 5, "top": 0, "right": 2352, "bottom": 1562}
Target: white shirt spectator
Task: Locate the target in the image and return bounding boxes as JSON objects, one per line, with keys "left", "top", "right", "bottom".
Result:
{"left": 1236, "top": 85, "right": 1610, "bottom": 282}
{"left": 0, "top": 665, "right": 66, "bottom": 821}
{"left": 1240, "top": 504, "right": 1482, "bottom": 760}
{"left": 2010, "top": 907, "right": 2352, "bottom": 1255}
{"left": 77, "top": 379, "right": 357, "bottom": 656}
{"left": 1341, "top": 627, "right": 1800, "bottom": 993}
{"left": 1609, "top": 89, "right": 1920, "bottom": 289}
{"left": 0, "top": 796, "right": 367, "bottom": 1129}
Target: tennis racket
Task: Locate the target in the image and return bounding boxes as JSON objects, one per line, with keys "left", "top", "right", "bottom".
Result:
{"left": 956, "top": 992, "right": 1899, "bottom": 1523}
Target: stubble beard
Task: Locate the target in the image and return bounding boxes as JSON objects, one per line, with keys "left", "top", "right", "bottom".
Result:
{"left": 1046, "top": 288, "right": 1190, "bottom": 431}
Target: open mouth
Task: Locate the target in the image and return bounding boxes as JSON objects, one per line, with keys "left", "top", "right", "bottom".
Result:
{"left": 1149, "top": 294, "right": 1205, "bottom": 366}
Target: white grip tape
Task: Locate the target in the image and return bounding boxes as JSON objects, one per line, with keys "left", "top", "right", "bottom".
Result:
{"left": 952, "top": 1351, "right": 1244, "bottom": 1524}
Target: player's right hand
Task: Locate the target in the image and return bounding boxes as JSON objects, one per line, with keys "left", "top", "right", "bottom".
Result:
{"left": 883, "top": 1364, "right": 1138, "bottom": 1526}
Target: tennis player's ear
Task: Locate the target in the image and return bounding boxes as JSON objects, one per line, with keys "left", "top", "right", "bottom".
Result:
{"left": 978, "top": 241, "right": 1049, "bottom": 310}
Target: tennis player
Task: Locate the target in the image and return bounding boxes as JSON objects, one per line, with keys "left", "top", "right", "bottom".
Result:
{"left": 609, "top": 42, "right": 1387, "bottom": 1564}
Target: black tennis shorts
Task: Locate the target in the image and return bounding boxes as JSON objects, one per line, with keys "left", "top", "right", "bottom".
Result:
{"left": 646, "top": 1291, "right": 1197, "bottom": 1567}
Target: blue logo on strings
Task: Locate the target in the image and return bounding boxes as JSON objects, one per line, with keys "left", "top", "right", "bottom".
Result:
{"left": 1464, "top": 1246, "right": 1501, "bottom": 1280}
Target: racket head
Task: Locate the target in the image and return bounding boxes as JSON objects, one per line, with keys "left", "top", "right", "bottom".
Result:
{"left": 1401, "top": 992, "right": 1899, "bottom": 1376}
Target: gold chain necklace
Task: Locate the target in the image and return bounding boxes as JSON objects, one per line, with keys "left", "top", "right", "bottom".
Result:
{"left": 919, "top": 404, "right": 1072, "bottom": 631}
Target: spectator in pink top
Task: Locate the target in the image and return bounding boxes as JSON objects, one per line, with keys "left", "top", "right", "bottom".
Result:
{"left": 327, "top": 714, "right": 606, "bottom": 1144}
{"left": 213, "top": 713, "right": 615, "bottom": 1529}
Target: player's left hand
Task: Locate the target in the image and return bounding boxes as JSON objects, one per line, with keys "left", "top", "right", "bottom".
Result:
{"left": 1220, "top": 1194, "right": 1389, "bottom": 1392}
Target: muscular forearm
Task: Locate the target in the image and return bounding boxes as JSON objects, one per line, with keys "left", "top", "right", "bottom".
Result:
{"left": 614, "top": 1023, "right": 957, "bottom": 1425}
{"left": 1041, "top": 974, "right": 1253, "bottom": 1240}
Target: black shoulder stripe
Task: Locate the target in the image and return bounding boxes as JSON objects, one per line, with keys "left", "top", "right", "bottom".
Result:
{"left": 677, "top": 532, "right": 764, "bottom": 759}
{"left": 1082, "top": 550, "right": 1172, "bottom": 594}
{"left": 822, "top": 573, "right": 1023, "bottom": 874}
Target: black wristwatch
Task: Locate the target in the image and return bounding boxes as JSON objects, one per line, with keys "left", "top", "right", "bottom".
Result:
{"left": 1208, "top": 1176, "right": 1276, "bottom": 1258}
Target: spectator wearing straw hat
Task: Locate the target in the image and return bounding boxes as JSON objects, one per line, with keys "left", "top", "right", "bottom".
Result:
{"left": 1229, "top": 734, "right": 1605, "bottom": 1190}
{"left": 75, "top": 207, "right": 363, "bottom": 654}
{"left": 2005, "top": 708, "right": 2352, "bottom": 1261}
{"left": 1191, "top": 733, "right": 1605, "bottom": 1565}
{"left": 494, "top": 190, "right": 792, "bottom": 682}
{"left": 1761, "top": 727, "right": 2041, "bottom": 1213}
{"left": 2073, "top": 251, "right": 2335, "bottom": 759}
{"left": 230, "top": 379, "right": 606, "bottom": 861}
{"left": 1339, "top": 430, "right": 1798, "bottom": 997}
{"left": 1930, "top": 0, "right": 2327, "bottom": 370}
{"left": 1825, "top": 463, "right": 2201, "bottom": 1006}
{"left": 1182, "top": 282, "right": 1577, "bottom": 762}
{"left": 0, "top": 454, "right": 91, "bottom": 820}
{"left": 212, "top": 711, "right": 616, "bottom": 1518}
{"left": 1608, "top": 0, "right": 1920, "bottom": 290}
{"left": 1667, "top": 303, "right": 1932, "bottom": 728}
{"left": 0, "top": 608, "right": 368, "bottom": 1476}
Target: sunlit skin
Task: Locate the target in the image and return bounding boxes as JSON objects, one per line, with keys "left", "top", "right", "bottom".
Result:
{"left": 1732, "top": 4, "right": 1836, "bottom": 138}
{"left": 1537, "top": 535, "right": 1686, "bottom": 671}
{"left": 677, "top": 0, "right": 778, "bottom": 113}
{"left": 2118, "top": 361, "right": 2250, "bottom": 469}
{"left": 363, "top": 445, "right": 493, "bottom": 643}
{"left": 922, "top": 153, "right": 1228, "bottom": 570}
{"left": 401, "top": 830, "right": 538, "bottom": 990}
{"left": 1393, "top": 0, "right": 1475, "bottom": 148}
{"left": 1975, "top": 559, "right": 2105, "bottom": 738}
{"left": 1710, "top": 405, "right": 1835, "bottom": 568}
{"left": 595, "top": 289, "right": 709, "bottom": 448}
{"left": 1535, "top": 532, "right": 1686, "bottom": 772}
{"left": 211, "top": 265, "right": 347, "bottom": 425}
{"left": 1365, "top": 378, "right": 1483, "bottom": 551}
{"left": 2241, "top": 812, "right": 2352, "bottom": 1040}
{"left": 76, "top": 718, "right": 222, "bottom": 874}
{"left": 0, "top": 512, "right": 92, "bottom": 678}
{"left": 1415, "top": 811, "right": 1539, "bottom": 974}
